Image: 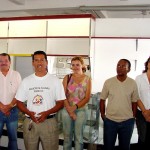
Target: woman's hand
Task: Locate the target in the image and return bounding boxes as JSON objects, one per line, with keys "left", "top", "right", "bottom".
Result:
{"left": 69, "top": 112, "right": 77, "bottom": 120}
{"left": 142, "top": 110, "right": 150, "bottom": 122}
{"left": 65, "top": 105, "right": 77, "bottom": 114}
{"left": 65, "top": 105, "right": 77, "bottom": 120}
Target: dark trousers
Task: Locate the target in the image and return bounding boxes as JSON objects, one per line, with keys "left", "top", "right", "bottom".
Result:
{"left": 145, "top": 122, "right": 150, "bottom": 150}
{"left": 104, "top": 118, "right": 134, "bottom": 150}
{"left": 136, "top": 109, "right": 150, "bottom": 150}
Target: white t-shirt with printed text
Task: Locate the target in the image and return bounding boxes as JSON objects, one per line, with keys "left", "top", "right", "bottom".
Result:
{"left": 15, "top": 73, "right": 66, "bottom": 115}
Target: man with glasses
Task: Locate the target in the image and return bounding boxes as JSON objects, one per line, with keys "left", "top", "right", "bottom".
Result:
{"left": 100, "top": 59, "right": 139, "bottom": 150}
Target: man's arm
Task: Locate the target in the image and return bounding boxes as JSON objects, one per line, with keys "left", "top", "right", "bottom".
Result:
{"left": 17, "top": 100, "right": 37, "bottom": 122}
{"left": 47, "top": 100, "right": 64, "bottom": 114}
{"left": 100, "top": 99, "right": 106, "bottom": 121}
{"left": 132, "top": 102, "right": 137, "bottom": 118}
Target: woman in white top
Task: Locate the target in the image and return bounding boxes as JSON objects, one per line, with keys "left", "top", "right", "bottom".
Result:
{"left": 135, "top": 56, "right": 150, "bottom": 150}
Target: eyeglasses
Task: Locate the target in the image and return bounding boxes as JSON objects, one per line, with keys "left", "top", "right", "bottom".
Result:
{"left": 117, "top": 65, "right": 127, "bottom": 69}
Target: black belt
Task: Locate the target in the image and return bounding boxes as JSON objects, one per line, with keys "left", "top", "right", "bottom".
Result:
{"left": 27, "top": 114, "right": 55, "bottom": 119}
{"left": 47, "top": 114, "right": 55, "bottom": 119}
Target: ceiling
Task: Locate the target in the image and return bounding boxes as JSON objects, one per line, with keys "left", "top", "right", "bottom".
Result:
{"left": 1, "top": 0, "right": 150, "bottom": 19}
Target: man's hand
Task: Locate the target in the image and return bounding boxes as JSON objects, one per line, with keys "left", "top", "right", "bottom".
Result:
{"left": 101, "top": 113, "right": 106, "bottom": 121}
{"left": 29, "top": 111, "right": 37, "bottom": 123}
{"left": 0, "top": 104, "right": 11, "bottom": 116}
{"left": 36, "top": 111, "right": 49, "bottom": 123}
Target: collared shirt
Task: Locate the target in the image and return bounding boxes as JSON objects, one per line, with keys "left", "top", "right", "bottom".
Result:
{"left": 135, "top": 73, "right": 150, "bottom": 110}
{"left": 0, "top": 69, "right": 21, "bottom": 105}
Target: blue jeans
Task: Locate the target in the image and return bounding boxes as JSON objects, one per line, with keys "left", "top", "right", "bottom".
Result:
{"left": 62, "top": 108, "right": 87, "bottom": 150}
{"left": 0, "top": 107, "right": 18, "bottom": 150}
{"left": 104, "top": 118, "right": 135, "bottom": 150}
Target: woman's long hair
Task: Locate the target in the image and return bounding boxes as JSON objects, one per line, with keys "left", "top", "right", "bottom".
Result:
{"left": 143, "top": 57, "right": 150, "bottom": 73}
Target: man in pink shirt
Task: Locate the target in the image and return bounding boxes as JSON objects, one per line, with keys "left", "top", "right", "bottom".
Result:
{"left": 0, "top": 53, "right": 21, "bottom": 150}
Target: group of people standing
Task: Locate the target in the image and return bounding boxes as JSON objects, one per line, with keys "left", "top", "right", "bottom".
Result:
{"left": 0, "top": 51, "right": 91, "bottom": 150}
{"left": 0, "top": 50, "right": 150, "bottom": 150}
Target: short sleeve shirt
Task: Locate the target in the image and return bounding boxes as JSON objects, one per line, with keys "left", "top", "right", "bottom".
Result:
{"left": 100, "top": 76, "right": 139, "bottom": 122}
{"left": 15, "top": 73, "right": 66, "bottom": 114}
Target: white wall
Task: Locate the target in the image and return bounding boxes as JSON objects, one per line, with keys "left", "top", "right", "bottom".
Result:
{"left": 95, "top": 19, "right": 150, "bottom": 37}
{"left": 91, "top": 18, "right": 150, "bottom": 93}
